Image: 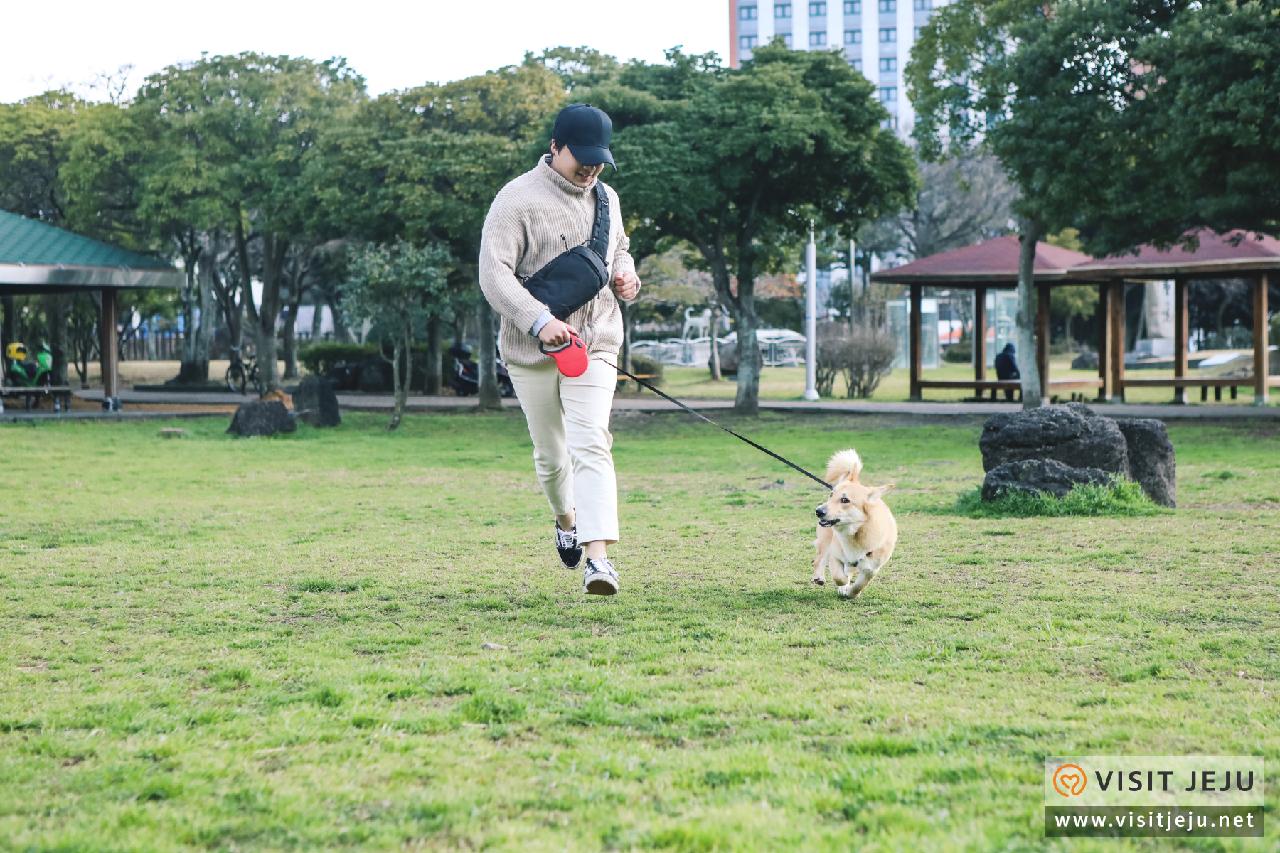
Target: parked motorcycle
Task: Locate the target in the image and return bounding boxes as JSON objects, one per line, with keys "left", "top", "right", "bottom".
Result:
{"left": 447, "top": 344, "right": 515, "bottom": 398}
{"left": 5, "top": 342, "right": 53, "bottom": 388}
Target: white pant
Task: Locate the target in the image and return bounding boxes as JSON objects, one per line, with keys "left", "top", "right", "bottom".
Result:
{"left": 506, "top": 357, "right": 619, "bottom": 544}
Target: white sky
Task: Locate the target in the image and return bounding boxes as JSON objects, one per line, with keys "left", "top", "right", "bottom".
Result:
{"left": 1, "top": 0, "right": 730, "bottom": 103}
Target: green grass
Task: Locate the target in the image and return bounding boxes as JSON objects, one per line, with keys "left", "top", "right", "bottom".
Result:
{"left": 1, "top": 412, "right": 1278, "bottom": 850}
{"left": 955, "top": 480, "right": 1166, "bottom": 518}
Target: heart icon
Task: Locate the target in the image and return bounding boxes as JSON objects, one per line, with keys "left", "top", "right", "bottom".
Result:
{"left": 1053, "top": 764, "right": 1088, "bottom": 797}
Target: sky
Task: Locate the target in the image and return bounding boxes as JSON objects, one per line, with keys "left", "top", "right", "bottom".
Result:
{"left": 1, "top": 0, "right": 729, "bottom": 103}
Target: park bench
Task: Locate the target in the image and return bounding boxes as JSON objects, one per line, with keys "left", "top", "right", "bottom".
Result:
{"left": 0, "top": 384, "right": 74, "bottom": 413}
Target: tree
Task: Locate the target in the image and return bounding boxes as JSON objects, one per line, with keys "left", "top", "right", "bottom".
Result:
{"left": 611, "top": 46, "right": 915, "bottom": 413}
{"left": 342, "top": 241, "right": 452, "bottom": 429}
{"left": 133, "top": 53, "right": 365, "bottom": 391}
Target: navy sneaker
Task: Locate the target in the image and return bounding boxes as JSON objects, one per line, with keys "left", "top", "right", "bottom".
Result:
{"left": 583, "top": 558, "right": 619, "bottom": 596}
{"left": 555, "top": 523, "right": 582, "bottom": 569}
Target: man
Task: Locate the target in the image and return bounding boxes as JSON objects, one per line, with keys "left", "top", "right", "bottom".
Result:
{"left": 994, "top": 342, "right": 1020, "bottom": 401}
{"left": 478, "top": 103, "right": 641, "bottom": 596}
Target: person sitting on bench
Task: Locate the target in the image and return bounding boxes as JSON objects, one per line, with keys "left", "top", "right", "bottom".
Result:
{"left": 993, "top": 343, "right": 1019, "bottom": 401}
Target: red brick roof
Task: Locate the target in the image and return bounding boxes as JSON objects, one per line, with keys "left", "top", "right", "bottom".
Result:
{"left": 871, "top": 235, "right": 1091, "bottom": 284}
{"left": 1071, "top": 229, "right": 1280, "bottom": 277}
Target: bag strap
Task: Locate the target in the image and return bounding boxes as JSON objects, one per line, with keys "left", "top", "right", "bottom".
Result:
{"left": 588, "top": 182, "right": 611, "bottom": 263}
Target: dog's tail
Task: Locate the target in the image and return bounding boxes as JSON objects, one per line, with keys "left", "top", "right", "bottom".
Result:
{"left": 825, "top": 448, "right": 863, "bottom": 485}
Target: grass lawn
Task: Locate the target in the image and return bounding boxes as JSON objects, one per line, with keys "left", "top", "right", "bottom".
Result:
{"left": 1, "top": 411, "right": 1277, "bottom": 850}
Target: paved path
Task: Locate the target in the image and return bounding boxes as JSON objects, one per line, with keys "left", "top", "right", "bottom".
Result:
{"left": 64, "top": 388, "right": 1279, "bottom": 420}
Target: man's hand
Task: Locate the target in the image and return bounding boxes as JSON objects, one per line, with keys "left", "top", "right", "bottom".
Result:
{"left": 537, "top": 318, "right": 579, "bottom": 347}
{"left": 613, "top": 270, "right": 641, "bottom": 301}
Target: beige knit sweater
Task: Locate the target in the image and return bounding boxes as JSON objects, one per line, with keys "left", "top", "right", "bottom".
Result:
{"left": 479, "top": 156, "right": 637, "bottom": 367}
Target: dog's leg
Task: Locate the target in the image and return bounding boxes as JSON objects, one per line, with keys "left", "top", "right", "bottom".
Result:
{"left": 837, "top": 558, "right": 879, "bottom": 600}
{"left": 830, "top": 554, "right": 851, "bottom": 588}
{"left": 812, "top": 529, "right": 829, "bottom": 586}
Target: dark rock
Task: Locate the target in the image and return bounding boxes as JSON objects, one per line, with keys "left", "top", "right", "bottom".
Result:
{"left": 292, "top": 375, "right": 341, "bottom": 427}
{"left": 227, "top": 400, "right": 296, "bottom": 437}
{"left": 1071, "top": 350, "right": 1099, "bottom": 370}
{"left": 982, "top": 459, "right": 1113, "bottom": 501}
{"left": 1116, "top": 418, "right": 1176, "bottom": 507}
{"left": 979, "top": 403, "right": 1128, "bottom": 475}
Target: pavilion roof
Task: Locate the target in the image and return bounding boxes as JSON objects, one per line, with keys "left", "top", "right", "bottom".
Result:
{"left": 870, "top": 235, "right": 1092, "bottom": 285}
{"left": 0, "top": 209, "right": 181, "bottom": 292}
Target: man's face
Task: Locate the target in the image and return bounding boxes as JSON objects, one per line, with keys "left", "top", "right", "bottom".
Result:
{"left": 550, "top": 142, "right": 605, "bottom": 188}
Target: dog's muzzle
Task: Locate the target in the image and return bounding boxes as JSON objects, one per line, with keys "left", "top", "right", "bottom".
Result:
{"left": 816, "top": 506, "right": 837, "bottom": 527}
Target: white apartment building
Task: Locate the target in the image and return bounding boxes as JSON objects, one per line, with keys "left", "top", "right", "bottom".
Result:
{"left": 728, "top": 0, "right": 946, "bottom": 131}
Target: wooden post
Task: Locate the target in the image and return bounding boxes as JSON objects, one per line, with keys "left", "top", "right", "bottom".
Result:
{"left": 1174, "top": 277, "right": 1189, "bottom": 404}
{"left": 1255, "top": 273, "right": 1269, "bottom": 406}
{"left": 1036, "top": 282, "right": 1050, "bottom": 401}
{"left": 1098, "top": 282, "right": 1111, "bottom": 401}
{"left": 1109, "top": 281, "right": 1126, "bottom": 402}
{"left": 909, "top": 283, "right": 922, "bottom": 401}
{"left": 974, "top": 286, "right": 987, "bottom": 396}
{"left": 99, "top": 288, "right": 120, "bottom": 411}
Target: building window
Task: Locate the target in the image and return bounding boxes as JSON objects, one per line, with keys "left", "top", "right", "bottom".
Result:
{"left": 740, "top": 35, "right": 758, "bottom": 49}
{"left": 913, "top": 0, "right": 931, "bottom": 8}
{"left": 775, "top": 3, "right": 792, "bottom": 17}
{"left": 781, "top": 32, "right": 793, "bottom": 47}
{"left": 879, "top": 86, "right": 897, "bottom": 102}
{"left": 810, "top": 30, "right": 827, "bottom": 46}
{"left": 880, "top": 57, "right": 896, "bottom": 72}
{"left": 844, "top": 0, "right": 861, "bottom": 12}
{"left": 879, "top": 0, "right": 895, "bottom": 11}
{"left": 844, "top": 29, "right": 862, "bottom": 44}
{"left": 850, "top": 58, "right": 863, "bottom": 71}
{"left": 915, "top": 26, "right": 923, "bottom": 38}
{"left": 809, "top": 1, "right": 827, "bottom": 15}
{"left": 880, "top": 27, "right": 896, "bottom": 42}
{"left": 881, "top": 116, "right": 898, "bottom": 130}
{"left": 739, "top": 4, "right": 758, "bottom": 19}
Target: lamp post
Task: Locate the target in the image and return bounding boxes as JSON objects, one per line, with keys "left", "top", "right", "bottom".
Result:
{"left": 804, "top": 220, "right": 819, "bottom": 401}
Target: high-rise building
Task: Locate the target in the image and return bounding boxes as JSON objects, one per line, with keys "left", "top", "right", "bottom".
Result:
{"left": 728, "top": 0, "right": 946, "bottom": 131}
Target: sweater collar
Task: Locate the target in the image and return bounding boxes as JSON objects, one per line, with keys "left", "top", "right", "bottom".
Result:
{"left": 538, "top": 155, "right": 593, "bottom": 197}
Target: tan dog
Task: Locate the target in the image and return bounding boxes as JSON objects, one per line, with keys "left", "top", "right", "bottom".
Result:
{"left": 812, "top": 449, "right": 897, "bottom": 599}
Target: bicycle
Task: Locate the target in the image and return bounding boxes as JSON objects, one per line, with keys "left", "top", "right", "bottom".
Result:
{"left": 225, "top": 346, "right": 264, "bottom": 395}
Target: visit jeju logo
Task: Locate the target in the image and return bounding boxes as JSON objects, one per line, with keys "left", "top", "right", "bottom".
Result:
{"left": 1053, "top": 763, "right": 1088, "bottom": 798}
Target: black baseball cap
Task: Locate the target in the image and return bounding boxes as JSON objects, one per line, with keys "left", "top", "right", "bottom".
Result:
{"left": 552, "top": 103, "right": 616, "bottom": 169}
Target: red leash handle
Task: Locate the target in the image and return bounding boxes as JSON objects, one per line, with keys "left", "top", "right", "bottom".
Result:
{"left": 540, "top": 333, "right": 589, "bottom": 378}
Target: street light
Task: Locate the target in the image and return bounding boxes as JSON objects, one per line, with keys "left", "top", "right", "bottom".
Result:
{"left": 804, "top": 220, "right": 819, "bottom": 401}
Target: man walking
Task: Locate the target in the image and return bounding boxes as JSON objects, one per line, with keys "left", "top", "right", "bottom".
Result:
{"left": 478, "top": 104, "right": 641, "bottom": 596}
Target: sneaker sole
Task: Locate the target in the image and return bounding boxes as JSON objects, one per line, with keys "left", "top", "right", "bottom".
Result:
{"left": 584, "top": 577, "right": 618, "bottom": 596}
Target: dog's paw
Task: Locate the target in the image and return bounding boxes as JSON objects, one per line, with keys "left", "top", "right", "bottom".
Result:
{"left": 836, "top": 583, "right": 855, "bottom": 599}
{"left": 811, "top": 577, "right": 825, "bottom": 586}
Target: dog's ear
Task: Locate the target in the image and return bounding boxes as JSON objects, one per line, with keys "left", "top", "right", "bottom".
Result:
{"left": 866, "top": 483, "right": 895, "bottom": 503}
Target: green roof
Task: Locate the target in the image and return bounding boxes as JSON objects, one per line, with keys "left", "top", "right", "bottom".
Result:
{"left": 0, "top": 209, "right": 173, "bottom": 269}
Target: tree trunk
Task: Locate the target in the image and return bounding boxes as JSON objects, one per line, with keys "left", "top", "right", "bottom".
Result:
{"left": 1016, "top": 219, "right": 1044, "bottom": 409}
{"left": 175, "top": 247, "right": 214, "bottom": 384}
{"left": 709, "top": 302, "right": 723, "bottom": 381}
{"left": 389, "top": 335, "right": 406, "bottom": 431}
{"left": 734, "top": 298, "right": 761, "bottom": 415}
{"left": 477, "top": 300, "right": 502, "bottom": 410}
{"left": 329, "top": 298, "right": 351, "bottom": 342}
{"left": 310, "top": 301, "right": 323, "bottom": 340}
{"left": 425, "top": 315, "right": 442, "bottom": 395}
{"left": 43, "top": 295, "right": 69, "bottom": 386}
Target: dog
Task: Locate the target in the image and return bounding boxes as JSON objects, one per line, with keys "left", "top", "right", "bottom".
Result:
{"left": 812, "top": 449, "right": 897, "bottom": 599}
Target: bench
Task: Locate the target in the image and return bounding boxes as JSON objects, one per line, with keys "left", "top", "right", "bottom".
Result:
{"left": 0, "top": 385, "right": 74, "bottom": 412}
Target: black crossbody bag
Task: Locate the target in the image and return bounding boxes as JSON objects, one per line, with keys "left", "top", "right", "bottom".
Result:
{"left": 521, "top": 183, "right": 611, "bottom": 321}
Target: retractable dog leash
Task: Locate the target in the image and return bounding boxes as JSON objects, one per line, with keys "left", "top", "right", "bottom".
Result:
{"left": 543, "top": 334, "right": 831, "bottom": 491}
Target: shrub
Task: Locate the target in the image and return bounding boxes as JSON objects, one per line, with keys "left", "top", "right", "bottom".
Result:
{"left": 845, "top": 324, "right": 897, "bottom": 398}
{"left": 943, "top": 340, "right": 972, "bottom": 363}
{"left": 815, "top": 322, "right": 896, "bottom": 398}
{"left": 299, "top": 342, "right": 378, "bottom": 377}
{"left": 627, "top": 352, "right": 664, "bottom": 383}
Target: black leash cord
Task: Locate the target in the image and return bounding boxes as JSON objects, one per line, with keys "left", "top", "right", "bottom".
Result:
{"left": 595, "top": 356, "right": 832, "bottom": 491}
